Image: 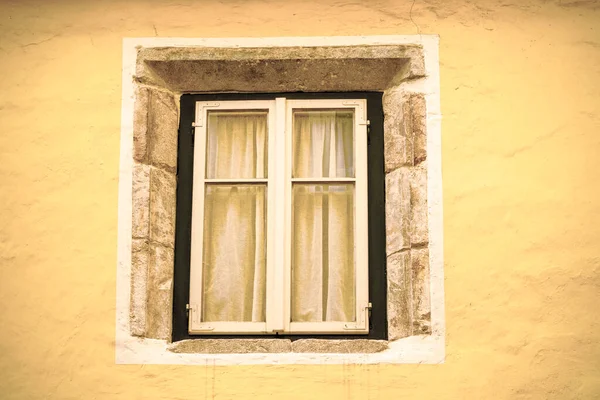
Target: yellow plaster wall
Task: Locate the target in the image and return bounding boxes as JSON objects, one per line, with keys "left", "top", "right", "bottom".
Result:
{"left": 1, "top": 0, "right": 599, "bottom": 398}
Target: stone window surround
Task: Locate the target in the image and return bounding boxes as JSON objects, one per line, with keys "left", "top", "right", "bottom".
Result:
{"left": 115, "top": 36, "right": 444, "bottom": 365}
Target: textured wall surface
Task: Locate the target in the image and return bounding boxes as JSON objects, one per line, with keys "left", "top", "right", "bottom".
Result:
{"left": 1, "top": 0, "right": 599, "bottom": 399}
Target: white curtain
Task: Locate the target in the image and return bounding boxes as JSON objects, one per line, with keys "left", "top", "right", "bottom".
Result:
{"left": 202, "top": 112, "right": 267, "bottom": 322}
{"left": 291, "top": 111, "right": 356, "bottom": 322}
{"left": 201, "top": 110, "right": 356, "bottom": 323}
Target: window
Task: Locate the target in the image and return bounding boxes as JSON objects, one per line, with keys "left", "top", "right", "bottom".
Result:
{"left": 172, "top": 93, "right": 387, "bottom": 341}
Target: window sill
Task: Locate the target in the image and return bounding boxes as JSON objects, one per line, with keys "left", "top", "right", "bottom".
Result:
{"left": 116, "top": 335, "right": 443, "bottom": 364}
{"left": 168, "top": 339, "right": 388, "bottom": 354}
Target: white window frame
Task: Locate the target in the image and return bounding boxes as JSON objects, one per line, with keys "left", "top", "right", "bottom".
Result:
{"left": 188, "top": 97, "right": 369, "bottom": 335}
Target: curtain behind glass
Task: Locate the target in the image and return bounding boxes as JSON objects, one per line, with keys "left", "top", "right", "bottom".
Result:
{"left": 202, "top": 111, "right": 268, "bottom": 322}
{"left": 293, "top": 110, "right": 354, "bottom": 178}
{"left": 206, "top": 111, "right": 268, "bottom": 179}
{"left": 291, "top": 110, "right": 356, "bottom": 322}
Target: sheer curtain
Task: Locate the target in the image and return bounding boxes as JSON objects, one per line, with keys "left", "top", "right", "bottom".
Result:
{"left": 200, "top": 109, "right": 356, "bottom": 324}
{"left": 291, "top": 111, "right": 356, "bottom": 322}
{"left": 202, "top": 111, "right": 267, "bottom": 322}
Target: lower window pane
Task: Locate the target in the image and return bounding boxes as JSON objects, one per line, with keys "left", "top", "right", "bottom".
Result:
{"left": 202, "top": 184, "right": 266, "bottom": 322}
{"left": 291, "top": 184, "right": 356, "bottom": 322}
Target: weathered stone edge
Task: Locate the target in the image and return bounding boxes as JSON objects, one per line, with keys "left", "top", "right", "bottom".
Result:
{"left": 168, "top": 339, "right": 388, "bottom": 354}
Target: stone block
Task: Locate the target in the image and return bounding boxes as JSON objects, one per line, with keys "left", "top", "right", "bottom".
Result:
{"left": 386, "top": 250, "right": 413, "bottom": 340}
{"left": 132, "top": 163, "right": 150, "bottom": 239}
{"left": 149, "top": 167, "right": 177, "bottom": 247}
{"left": 292, "top": 339, "right": 388, "bottom": 353}
{"left": 168, "top": 339, "right": 292, "bottom": 354}
{"left": 410, "top": 93, "right": 427, "bottom": 165}
{"left": 405, "top": 47, "right": 426, "bottom": 79}
{"left": 385, "top": 167, "right": 411, "bottom": 254}
{"left": 133, "top": 86, "right": 149, "bottom": 162}
{"left": 146, "top": 243, "right": 174, "bottom": 340}
{"left": 409, "top": 162, "right": 428, "bottom": 245}
{"left": 383, "top": 90, "right": 413, "bottom": 172}
{"left": 147, "top": 89, "right": 178, "bottom": 173}
{"left": 411, "top": 247, "right": 431, "bottom": 335}
{"left": 130, "top": 239, "right": 149, "bottom": 336}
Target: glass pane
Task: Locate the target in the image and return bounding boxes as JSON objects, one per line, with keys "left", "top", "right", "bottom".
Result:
{"left": 206, "top": 110, "right": 268, "bottom": 179}
{"left": 202, "top": 184, "right": 267, "bottom": 322}
{"left": 291, "top": 184, "right": 355, "bottom": 322}
{"left": 292, "top": 109, "right": 354, "bottom": 178}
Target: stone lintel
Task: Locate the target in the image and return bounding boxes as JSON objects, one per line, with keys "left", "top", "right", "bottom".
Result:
{"left": 138, "top": 44, "right": 423, "bottom": 62}
{"left": 136, "top": 45, "right": 426, "bottom": 93}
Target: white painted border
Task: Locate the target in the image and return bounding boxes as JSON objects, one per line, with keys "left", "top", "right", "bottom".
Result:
{"left": 116, "top": 35, "right": 444, "bottom": 365}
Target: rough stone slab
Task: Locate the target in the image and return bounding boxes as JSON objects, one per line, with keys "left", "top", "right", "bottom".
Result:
{"left": 404, "top": 46, "right": 426, "bottom": 79}
{"left": 168, "top": 339, "right": 292, "bottom": 354}
{"left": 411, "top": 247, "right": 431, "bottom": 335}
{"left": 292, "top": 339, "right": 388, "bottom": 353}
{"left": 132, "top": 163, "right": 150, "bottom": 239}
{"left": 410, "top": 93, "right": 427, "bottom": 165}
{"left": 385, "top": 167, "right": 411, "bottom": 254}
{"left": 130, "top": 239, "right": 149, "bottom": 336}
{"left": 139, "top": 45, "right": 425, "bottom": 62}
{"left": 387, "top": 250, "right": 413, "bottom": 340}
{"left": 409, "top": 162, "right": 428, "bottom": 245}
{"left": 383, "top": 89, "right": 414, "bottom": 172}
{"left": 137, "top": 44, "right": 425, "bottom": 92}
{"left": 133, "top": 86, "right": 149, "bottom": 162}
{"left": 145, "top": 244, "right": 174, "bottom": 340}
{"left": 149, "top": 167, "right": 177, "bottom": 247}
{"left": 147, "top": 89, "right": 178, "bottom": 173}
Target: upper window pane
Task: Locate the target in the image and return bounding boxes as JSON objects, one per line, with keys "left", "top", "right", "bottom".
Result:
{"left": 292, "top": 109, "right": 354, "bottom": 178}
{"left": 206, "top": 110, "right": 268, "bottom": 179}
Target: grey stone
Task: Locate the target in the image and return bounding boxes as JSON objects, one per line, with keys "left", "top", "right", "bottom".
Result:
{"left": 130, "top": 239, "right": 149, "bottom": 336}
{"left": 168, "top": 339, "right": 292, "bottom": 354}
{"left": 133, "top": 86, "right": 149, "bottom": 162}
{"left": 292, "top": 339, "right": 388, "bottom": 353}
{"left": 409, "top": 162, "right": 428, "bottom": 245}
{"left": 149, "top": 167, "right": 177, "bottom": 247}
{"left": 147, "top": 89, "right": 178, "bottom": 172}
{"left": 385, "top": 167, "right": 411, "bottom": 254}
{"left": 383, "top": 89, "right": 413, "bottom": 172}
{"left": 387, "top": 251, "right": 413, "bottom": 340}
{"left": 404, "top": 46, "right": 426, "bottom": 80}
{"left": 411, "top": 247, "right": 431, "bottom": 334}
{"left": 135, "top": 45, "right": 426, "bottom": 92}
{"left": 139, "top": 45, "right": 424, "bottom": 62}
{"left": 146, "top": 244, "right": 174, "bottom": 340}
{"left": 132, "top": 163, "right": 150, "bottom": 239}
{"left": 410, "top": 93, "right": 427, "bottom": 165}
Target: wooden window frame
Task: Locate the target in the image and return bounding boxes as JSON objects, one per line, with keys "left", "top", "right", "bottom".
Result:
{"left": 172, "top": 92, "right": 387, "bottom": 342}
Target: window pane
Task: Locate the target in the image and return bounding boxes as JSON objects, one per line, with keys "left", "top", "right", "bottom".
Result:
{"left": 291, "top": 184, "right": 355, "bottom": 322}
{"left": 206, "top": 111, "right": 268, "bottom": 179}
{"left": 202, "top": 184, "right": 266, "bottom": 322}
{"left": 292, "top": 109, "right": 354, "bottom": 178}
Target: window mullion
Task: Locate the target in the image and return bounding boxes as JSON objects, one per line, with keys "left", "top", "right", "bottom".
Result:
{"left": 266, "top": 97, "right": 287, "bottom": 333}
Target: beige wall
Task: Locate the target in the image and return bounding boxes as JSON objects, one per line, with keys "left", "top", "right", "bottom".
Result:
{"left": 1, "top": 0, "right": 599, "bottom": 398}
